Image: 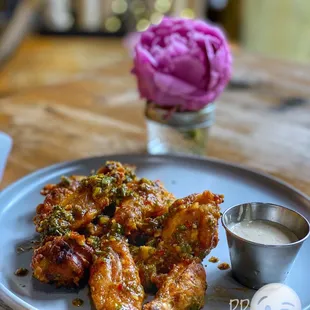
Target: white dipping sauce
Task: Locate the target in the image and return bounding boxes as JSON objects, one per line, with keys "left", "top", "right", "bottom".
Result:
{"left": 230, "top": 220, "right": 298, "bottom": 245}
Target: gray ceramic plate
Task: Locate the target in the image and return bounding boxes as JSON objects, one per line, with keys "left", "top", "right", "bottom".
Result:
{"left": 0, "top": 154, "right": 309, "bottom": 310}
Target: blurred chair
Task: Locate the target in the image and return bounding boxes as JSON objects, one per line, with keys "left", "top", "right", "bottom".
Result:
{"left": 0, "top": 0, "right": 42, "bottom": 67}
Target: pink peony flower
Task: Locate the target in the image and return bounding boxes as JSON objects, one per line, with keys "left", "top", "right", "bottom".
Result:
{"left": 132, "top": 17, "right": 232, "bottom": 111}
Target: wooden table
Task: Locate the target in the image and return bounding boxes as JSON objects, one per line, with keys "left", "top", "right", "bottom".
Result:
{"left": 0, "top": 36, "right": 309, "bottom": 196}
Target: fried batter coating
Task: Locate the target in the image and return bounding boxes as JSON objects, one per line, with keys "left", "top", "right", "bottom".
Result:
{"left": 31, "top": 232, "right": 93, "bottom": 286}
{"left": 113, "top": 178, "right": 175, "bottom": 239}
{"left": 89, "top": 236, "right": 144, "bottom": 310}
{"left": 40, "top": 175, "right": 86, "bottom": 196}
{"left": 143, "top": 261, "right": 206, "bottom": 310}
{"left": 34, "top": 161, "right": 137, "bottom": 236}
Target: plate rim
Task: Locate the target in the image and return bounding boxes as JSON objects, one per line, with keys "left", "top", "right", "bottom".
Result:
{"left": 0, "top": 153, "right": 309, "bottom": 310}
{"left": 1, "top": 153, "right": 309, "bottom": 203}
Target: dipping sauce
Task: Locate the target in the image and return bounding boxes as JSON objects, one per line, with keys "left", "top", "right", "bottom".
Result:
{"left": 229, "top": 220, "right": 298, "bottom": 245}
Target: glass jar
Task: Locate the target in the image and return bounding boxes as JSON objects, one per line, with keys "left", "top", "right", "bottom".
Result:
{"left": 145, "top": 102, "right": 215, "bottom": 156}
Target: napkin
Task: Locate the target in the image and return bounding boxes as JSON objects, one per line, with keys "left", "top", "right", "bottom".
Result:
{"left": 0, "top": 132, "right": 12, "bottom": 183}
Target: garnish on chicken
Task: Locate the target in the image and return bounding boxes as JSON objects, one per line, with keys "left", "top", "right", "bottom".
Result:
{"left": 34, "top": 161, "right": 137, "bottom": 236}
{"left": 113, "top": 178, "right": 175, "bottom": 242}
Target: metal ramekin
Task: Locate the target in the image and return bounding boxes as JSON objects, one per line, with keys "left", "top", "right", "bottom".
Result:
{"left": 221, "top": 202, "right": 310, "bottom": 289}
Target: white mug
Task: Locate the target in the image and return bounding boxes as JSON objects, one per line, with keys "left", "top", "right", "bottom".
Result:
{"left": 0, "top": 132, "right": 12, "bottom": 183}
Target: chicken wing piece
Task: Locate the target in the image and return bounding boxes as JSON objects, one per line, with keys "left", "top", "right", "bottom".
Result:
{"left": 113, "top": 178, "right": 175, "bottom": 240}
{"left": 132, "top": 191, "right": 223, "bottom": 291}
{"left": 143, "top": 261, "right": 206, "bottom": 310}
{"left": 89, "top": 236, "right": 144, "bottom": 310}
{"left": 34, "top": 161, "right": 137, "bottom": 236}
{"left": 31, "top": 232, "right": 93, "bottom": 286}
{"left": 160, "top": 190, "right": 223, "bottom": 261}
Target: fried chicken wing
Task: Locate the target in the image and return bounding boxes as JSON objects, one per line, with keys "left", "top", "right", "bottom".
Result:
{"left": 131, "top": 191, "right": 223, "bottom": 291}
{"left": 89, "top": 236, "right": 144, "bottom": 310}
{"left": 31, "top": 160, "right": 223, "bottom": 309}
{"left": 31, "top": 232, "right": 93, "bottom": 286}
{"left": 143, "top": 261, "right": 206, "bottom": 310}
{"left": 113, "top": 178, "right": 175, "bottom": 240}
{"left": 34, "top": 161, "right": 137, "bottom": 236}
{"left": 161, "top": 190, "right": 223, "bottom": 261}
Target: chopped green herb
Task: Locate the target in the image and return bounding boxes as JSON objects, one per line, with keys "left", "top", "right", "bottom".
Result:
{"left": 177, "top": 224, "right": 187, "bottom": 231}
{"left": 111, "top": 222, "right": 124, "bottom": 235}
{"left": 115, "top": 303, "right": 123, "bottom": 310}
{"left": 87, "top": 236, "right": 101, "bottom": 251}
{"left": 187, "top": 305, "right": 201, "bottom": 310}
{"left": 60, "top": 176, "right": 71, "bottom": 186}
{"left": 38, "top": 205, "right": 73, "bottom": 236}
{"left": 93, "top": 187, "right": 102, "bottom": 197}
{"left": 98, "top": 215, "right": 110, "bottom": 225}
{"left": 180, "top": 243, "right": 192, "bottom": 254}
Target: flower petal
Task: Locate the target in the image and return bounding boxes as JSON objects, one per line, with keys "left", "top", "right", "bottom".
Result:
{"left": 135, "top": 44, "right": 158, "bottom": 67}
{"left": 171, "top": 55, "right": 206, "bottom": 88}
{"left": 132, "top": 17, "right": 232, "bottom": 111}
{"left": 153, "top": 72, "right": 197, "bottom": 96}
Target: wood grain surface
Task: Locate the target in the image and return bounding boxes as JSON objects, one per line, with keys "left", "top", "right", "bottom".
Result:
{"left": 0, "top": 36, "right": 309, "bottom": 196}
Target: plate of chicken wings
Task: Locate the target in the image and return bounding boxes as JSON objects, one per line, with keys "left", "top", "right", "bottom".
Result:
{"left": 0, "top": 154, "right": 309, "bottom": 310}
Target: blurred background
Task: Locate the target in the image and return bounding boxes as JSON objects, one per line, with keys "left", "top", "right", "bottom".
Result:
{"left": 0, "top": 0, "right": 309, "bottom": 195}
{"left": 0, "top": 0, "right": 309, "bottom": 95}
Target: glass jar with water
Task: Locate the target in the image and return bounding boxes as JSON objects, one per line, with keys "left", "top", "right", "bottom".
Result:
{"left": 145, "top": 102, "right": 215, "bottom": 156}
